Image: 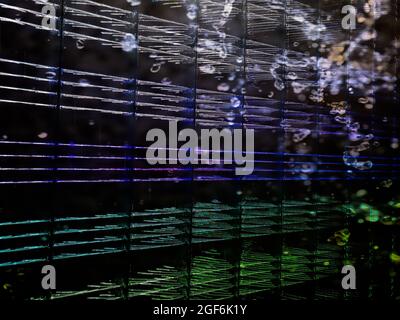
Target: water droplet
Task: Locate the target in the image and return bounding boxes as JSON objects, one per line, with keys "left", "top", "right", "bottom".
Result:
{"left": 46, "top": 71, "right": 57, "bottom": 79}
{"left": 127, "top": 0, "right": 141, "bottom": 6}
{"left": 79, "top": 79, "right": 90, "bottom": 87}
{"left": 38, "top": 132, "right": 48, "bottom": 139}
{"left": 390, "top": 138, "right": 399, "bottom": 149}
{"left": 287, "top": 72, "right": 297, "bottom": 80}
{"left": 150, "top": 63, "right": 162, "bottom": 73}
{"left": 343, "top": 151, "right": 357, "bottom": 166}
{"left": 293, "top": 129, "right": 311, "bottom": 143}
{"left": 381, "top": 179, "right": 393, "bottom": 188}
{"left": 230, "top": 97, "right": 241, "bottom": 108}
{"left": 217, "top": 83, "right": 230, "bottom": 92}
{"left": 274, "top": 80, "right": 285, "bottom": 91}
{"left": 121, "top": 33, "right": 137, "bottom": 52}
{"left": 358, "top": 97, "right": 369, "bottom": 104}
{"left": 200, "top": 64, "right": 216, "bottom": 74}
{"left": 187, "top": 4, "right": 197, "bottom": 20}
{"left": 161, "top": 77, "right": 171, "bottom": 85}
{"left": 354, "top": 160, "right": 373, "bottom": 170}
{"left": 348, "top": 122, "right": 360, "bottom": 132}
{"left": 76, "top": 39, "right": 85, "bottom": 50}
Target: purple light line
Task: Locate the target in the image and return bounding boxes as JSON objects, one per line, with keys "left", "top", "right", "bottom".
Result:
{"left": 0, "top": 176, "right": 397, "bottom": 185}
{"left": 1, "top": 140, "right": 400, "bottom": 161}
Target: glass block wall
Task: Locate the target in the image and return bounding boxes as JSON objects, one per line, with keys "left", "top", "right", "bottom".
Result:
{"left": 0, "top": 0, "right": 399, "bottom": 301}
